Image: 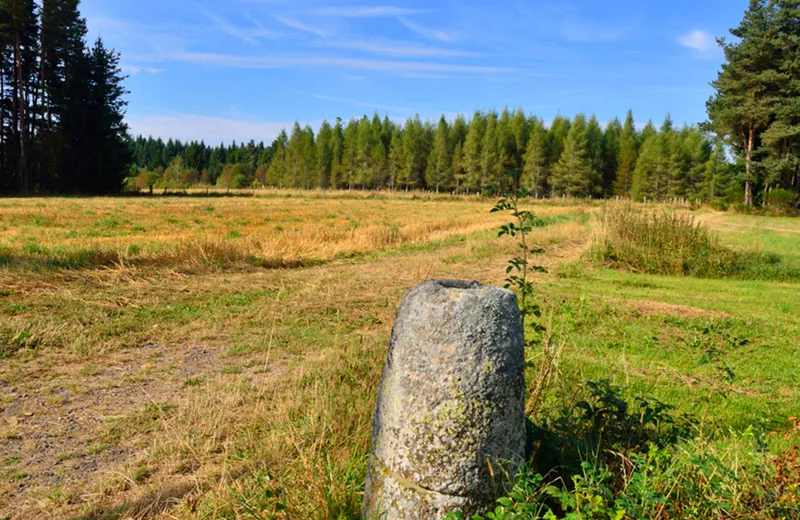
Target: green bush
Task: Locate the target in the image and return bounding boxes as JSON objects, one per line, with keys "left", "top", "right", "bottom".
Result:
{"left": 766, "top": 189, "right": 798, "bottom": 214}
{"left": 709, "top": 199, "right": 729, "bottom": 212}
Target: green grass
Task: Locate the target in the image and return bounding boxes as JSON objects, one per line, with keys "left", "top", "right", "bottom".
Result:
{"left": 542, "top": 265, "right": 799, "bottom": 436}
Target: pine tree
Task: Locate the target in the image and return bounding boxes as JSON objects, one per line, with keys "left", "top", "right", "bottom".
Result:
{"left": 1, "top": 0, "right": 37, "bottom": 192}
{"left": 761, "top": 0, "right": 800, "bottom": 194}
{"left": 708, "top": 0, "right": 783, "bottom": 205}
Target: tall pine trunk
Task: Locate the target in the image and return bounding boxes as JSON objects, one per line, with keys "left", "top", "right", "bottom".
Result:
{"left": 38, "top": 20, "right": 46, "bottom": 193}
{"left": 744, "top": 123, "right": 754, "bottom": 207}
{"left": 14, "top": 37, "right": 28, "bottom": 193}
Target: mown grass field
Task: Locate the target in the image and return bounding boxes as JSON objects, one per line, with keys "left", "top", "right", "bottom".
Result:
{"left": 0, "top": 192, "right": 798, "bottom": 519}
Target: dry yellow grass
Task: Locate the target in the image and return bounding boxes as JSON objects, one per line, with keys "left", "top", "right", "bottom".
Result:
{"left": 0, "top": 195, "right": 523, "bottom": 269}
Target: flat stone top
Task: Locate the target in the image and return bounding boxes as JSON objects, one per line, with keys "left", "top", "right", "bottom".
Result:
{"left": 422, "top": 280, "right": 484, "bottom": 290}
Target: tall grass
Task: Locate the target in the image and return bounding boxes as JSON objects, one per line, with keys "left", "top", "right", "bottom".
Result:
{"left": 590, "top": 205, "right": 797, "bottom": 280}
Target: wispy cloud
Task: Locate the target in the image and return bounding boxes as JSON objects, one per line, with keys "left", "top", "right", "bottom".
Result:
{"left": 121, "top": 64, "right": 164, "bottom": 75}
{"left": 273, "top": 16, "right": 329, "bottom": 37}
{"left": 679, "top": 30, "right": 713, "bottom": 52}
{"left": 85, "top": 15, "right": 190, "bottom": 55}
{"left": 312, "top": 6, "right": 432, "bottom": 18}
{"left": 159, "top": 51, "right": 517, "bottom": 75}
{"left": 204, "top": 11, "right": 280, "bottom": 44}
{"left": 318, "top": 39, "right": 476, "bottom": 58}
{"left": 127, "top": 113, "right": 302, "bottom": 143}
{"left": 398, "top": 17, "right": 457, "bottom": 43}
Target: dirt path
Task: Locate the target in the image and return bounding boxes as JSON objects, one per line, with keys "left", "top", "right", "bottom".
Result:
{"left": 1, "top": 344, "right": 225, "bottom": 518}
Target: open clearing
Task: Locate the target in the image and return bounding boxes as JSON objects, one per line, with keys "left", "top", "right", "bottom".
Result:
{"left": 0, "top": 193, "right": 798, "bottom": 519}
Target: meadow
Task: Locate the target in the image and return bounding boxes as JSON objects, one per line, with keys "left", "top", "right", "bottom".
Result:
{"left": 0, "top": 192, "right": 798, "bottom": 519}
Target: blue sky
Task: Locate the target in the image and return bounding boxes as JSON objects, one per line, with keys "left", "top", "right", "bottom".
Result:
{"left": 81, "top": 0, "right": 749, "bottom": 144}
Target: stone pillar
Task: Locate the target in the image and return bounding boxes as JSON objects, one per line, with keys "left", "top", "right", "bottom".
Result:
{"left": 362, "top": 280, "right": 526, "bottom": 519}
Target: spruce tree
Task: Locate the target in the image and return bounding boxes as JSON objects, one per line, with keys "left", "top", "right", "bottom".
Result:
{"left": 462, "top": 111, "right": 484, "bottom": 192}
{"left": 551, "top": 114, "right": 592, "bottom": 197}
{"left": 602, "top": 118, "right": 622, "bottom": 196}
{"left": 704, "top": 139, "right": 730, "bottom": 199}
{"left": 585, "top": 115, "right": 605, "bottom": 197}
{"left": 480, "top": 111, "right": 502, "bottom": 190}
{"left": 316, "top": 120, "right": 333, "bottom": 190}
{"left": 425, "top": 115, "right": 451, "bottom": 192}
{"left": 522, "top": 118, "right": 548, "bottom": 196}
{"left": 631, "top": 132, "right": 659, "bottom": 201}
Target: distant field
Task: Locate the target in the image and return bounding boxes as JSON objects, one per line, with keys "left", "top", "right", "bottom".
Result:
{"left": 0, "top": 194, "right": 798, "bottom": 519}
{"left": 0, "top": 191, "right": 518, "bottom": 271}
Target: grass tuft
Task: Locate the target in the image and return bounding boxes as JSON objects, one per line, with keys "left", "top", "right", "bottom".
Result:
{"left": 590, "top": 204, "right": 800, "bottom": 281}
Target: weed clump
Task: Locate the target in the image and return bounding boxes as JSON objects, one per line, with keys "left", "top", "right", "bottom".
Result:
{"left": 450, "top": 381, "right": 800, "bottom": 520}
{"left": 590, "top": 205, "right": 795, "bottom": 280}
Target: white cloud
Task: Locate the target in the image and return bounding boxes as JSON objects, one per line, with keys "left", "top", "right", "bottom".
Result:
{"left": 679, "top": 30, "right": 713, "bottom": 51}
{"left": 126, "top": 113, "right": 302, "bottom": 143}
{"left": 312, "top": 6, "right": 432, "bottom": 18}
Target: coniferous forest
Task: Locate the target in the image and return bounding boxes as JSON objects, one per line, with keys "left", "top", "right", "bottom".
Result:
{"left": 0, "top": 0, "right": 130, "bottom": 195}
{"left": 129, "top": 112, "right": 739, "bottom": 203}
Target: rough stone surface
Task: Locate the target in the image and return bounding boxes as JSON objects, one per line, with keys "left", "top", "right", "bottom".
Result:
{"left": 362, "top": 280, "right": 526, "bottom": 519}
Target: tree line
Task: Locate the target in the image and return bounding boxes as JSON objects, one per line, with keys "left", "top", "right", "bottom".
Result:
{"left": 130, "top": 111, "right": 741, "bottom": 203}
{"left": 0, "top": 0, "right": 130, "bottom": 195}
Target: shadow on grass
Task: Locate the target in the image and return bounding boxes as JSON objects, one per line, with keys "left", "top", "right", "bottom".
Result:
{"left": 0, "top": 248, "right": 326, "bottom": 273}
